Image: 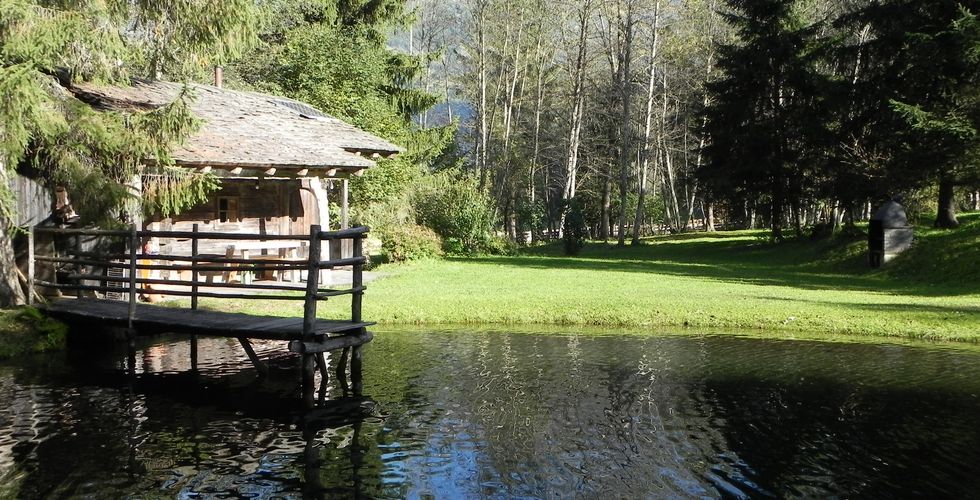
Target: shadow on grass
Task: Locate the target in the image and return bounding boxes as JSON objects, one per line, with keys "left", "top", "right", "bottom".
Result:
{"left": 750, "top": 294, "right": 980, "bottom": 316}
{"left": 457, "top": 225, "right": 979, "bottom": 298}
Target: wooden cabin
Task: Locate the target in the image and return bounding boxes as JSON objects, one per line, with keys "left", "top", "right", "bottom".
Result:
{"left": 68, "top": 79, "right": 401, "bottom": 270}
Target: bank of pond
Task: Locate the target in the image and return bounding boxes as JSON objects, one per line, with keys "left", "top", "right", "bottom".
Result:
{"left": 1, "top": 326, "right": 979, "bottom": 497}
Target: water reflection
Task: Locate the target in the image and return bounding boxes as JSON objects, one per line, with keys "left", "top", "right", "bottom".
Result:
{"left": 1, "top": 330, "right": 980, "bottom": 497}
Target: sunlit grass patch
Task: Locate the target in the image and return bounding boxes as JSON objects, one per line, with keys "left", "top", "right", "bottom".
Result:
{"left": 198, "top": 214, "right": 980, "bottom": 342}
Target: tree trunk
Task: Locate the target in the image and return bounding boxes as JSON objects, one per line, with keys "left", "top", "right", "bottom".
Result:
{"left": 771, "top": 178, "right": 784, "bottom": 241}
{"left": 443, "top": 59, "right": 453, "bottom": 123}
{"left": 615, "top": 0, "right": 636, "bottom": 247}
{"left": 705, "top": 202, "right": 715, "bottom": 231}
{"left": 530, "top": 34, "right": 545, "bottom": 209}
{"left": 684, "top": 181, "right": 697, "bottom": 231}
{"left": 658, "top": 69, "right": 681, "bottom": 232}
{"left": 631, "top": 0, "right": 661, "bottom": 245}
{"left": 791, "top": 200, "right": 802, "bottom": 236}
{"left": 0, "top": 166, "right": 26, "bottom": 307}
{"left": 600, "top": 176, "right": 612, "bottom": 240}
{"left": 559, "top": 0, "right": 592, "bottom": 237}
{"left": 972, "top": 190, "right": 979, "bottom": 211}
{"left": 934, "top": 178, "right": 960, "bottom": 228}
{"left": 744, "top": 200, "right": 755, "bottom": 229}
{"left": 508, "top": 193, "right": 519, "bottom": 240}
{"left": 476, "top": 1, "right": 490, "bottom": 188}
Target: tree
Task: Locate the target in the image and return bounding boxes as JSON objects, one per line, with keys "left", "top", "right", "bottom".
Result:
{"left": 234, "top": 0, "right": 454, "bottom": 212}
{"left": 874, "top": 1, "right": 980, "bottom": 228}
{"left": 700, "top": 0, "right": 831, "bottom": 240}
{"left": 811, "top": 0, "right": 980, "bottom": 230}
{"left": 0, "top": 0, "right": 257, "bottom": 306}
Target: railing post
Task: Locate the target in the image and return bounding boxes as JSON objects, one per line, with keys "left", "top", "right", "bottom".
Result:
{"left": 191, "top": 224, "right": 199, "bottom": 311}
{"left": 127, "top": 224, "right": 138, "bottom": 330}
{"left": 27, "top": 227, "right": 34, "bottom": 306}
{"left": 303, "top": 225, "right": 321, "bottom": 338}
{"left": 301, "top": 225, "right": 321, "bottom": 407}
{"left": 349, "top": 230, "right": 364, "bottom": 396}
{"left": 190, "top": 224, "right": 199, "bottom": 372}
{"left": 74, "top": 232, "right": 82, "bottom": 298}
{"left": 351, "top": 233, "right": 363, "bottom": 323}
{"left": 127, "top": 224, "right": 138, "bottom": 375}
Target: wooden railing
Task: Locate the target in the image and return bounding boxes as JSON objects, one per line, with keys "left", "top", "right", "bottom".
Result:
{"left": 29, "top": 224, "right": 368, "bottom": 335}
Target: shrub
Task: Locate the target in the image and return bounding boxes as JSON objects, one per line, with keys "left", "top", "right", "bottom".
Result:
{"left": 484, "top": 235, "right": 519, "bottom": 256}
{"left": 411, "top": 171, "right": 497, "bottom": 254}
{"left": 355, "top": 193, "right": 413, "bottom": 236}
{"left": 381, "top": 224, "right": 444, "bottom": 262}
{"left": 442, "top": 237, "right": 466, "bottom": 255}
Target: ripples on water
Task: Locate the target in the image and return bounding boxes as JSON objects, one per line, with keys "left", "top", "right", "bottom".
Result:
{"left": 1, "top": 329, "right": 979, "bottom": 498}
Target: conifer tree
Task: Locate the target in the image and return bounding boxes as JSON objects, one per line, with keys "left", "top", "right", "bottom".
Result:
{"left": 861, "top": 0, "right": 980, "bottom": 228}
{"left": 700, "top": 0, "right": 830, "bottom": 240}
{"left": 0, "top": 0, "right": 257, "bottom": 306}
{"left": 837, "top": 0, "right": 980, "bottom": 227}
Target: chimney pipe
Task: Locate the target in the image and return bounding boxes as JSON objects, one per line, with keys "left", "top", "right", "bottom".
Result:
{"left": 214, "top": 66, "right": 223, "bottom": 89}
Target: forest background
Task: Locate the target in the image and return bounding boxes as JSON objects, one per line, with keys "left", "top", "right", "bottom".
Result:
{"left": 1, "top": 0, "right": 979, "bottom": 308}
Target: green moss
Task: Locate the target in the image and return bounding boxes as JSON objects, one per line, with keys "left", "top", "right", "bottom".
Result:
{"left": 0, "top": 307, "right": 68, "bottom": 359}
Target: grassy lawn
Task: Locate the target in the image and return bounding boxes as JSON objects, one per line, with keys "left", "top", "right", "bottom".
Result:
{"left": 199, "top": 213, "right": 980, "bottom": 342}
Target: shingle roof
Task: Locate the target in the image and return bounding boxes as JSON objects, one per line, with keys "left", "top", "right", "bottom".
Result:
{"left": 70, "top": 79, "right": 402, "bottom": 172}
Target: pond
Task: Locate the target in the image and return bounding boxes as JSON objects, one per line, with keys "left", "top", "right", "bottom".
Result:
{"left": 1, "top": 328, "right": 980, "bottom": 498}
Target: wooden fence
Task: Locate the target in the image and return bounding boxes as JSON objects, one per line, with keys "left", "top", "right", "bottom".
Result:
{"left": 30, "top": 224, "right": 365, "bottom": 319}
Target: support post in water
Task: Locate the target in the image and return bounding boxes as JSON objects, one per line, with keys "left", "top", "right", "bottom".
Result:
{"left": 315, "top": 353, "right": 329, "bottom": 403}
{"left": 336, "top": 347, "right": 350, "bottom": 392}
{"left": 190, "top": 224, "right": 199, "bottom": 371}
{"left": 351, "top": 343, "right": 364, "bottom": 396}
{"left": 301, "top": 224, "right": 322, "bottom": 406}
{"left": 238, "top": 337, "right": 268, "bottom": 375}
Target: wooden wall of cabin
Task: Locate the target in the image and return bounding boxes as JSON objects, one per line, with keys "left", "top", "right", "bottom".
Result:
{"left": 12, "top": 174, "right": 51, "bottom": 227}
{"left": 146, "top": 178, "right": 324, "bottom": 256}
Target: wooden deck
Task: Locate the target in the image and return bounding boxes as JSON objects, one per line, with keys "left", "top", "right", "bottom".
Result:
{"left": 30, "top": 224, "right": 373, "bottom": 406}
{"left": 42, "top": 297, "right": 373, "bottom": 341}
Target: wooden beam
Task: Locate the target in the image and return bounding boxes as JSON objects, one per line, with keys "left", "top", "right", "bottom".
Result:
{"left": 198, "top": 166, "right": 212, "bottom": 174}
{"left": 325, "top": 169, "right": 337, "bottom": 177}
{"left": 341, "top": 178, "right": 350, "bottom": 229}
{"left": 229, "top": 167, "right": 243, "bottom": 175}
{"left": 127, "top": 225, "right": 138, "bottom": 330}
{"left": 264, "top": 167, "right": 277, "bottom": 176}
{"left": 351, "top": 236, "right": 362, "bottom": 323}
{"left": 303, "top": 225, "right": 322, "bottom": 339}
{"left": 315, "top": 353, "right": 328, "bottom": 379}
{"left": 296, "top": 168, "right": 309, "bottom": 177}
{"left": 353, "top": 168, "right": 366, "bottom": 177}
{"left": 26, "top": 227, "right": 34, "bottom": 306}
{"left": 191, "top": 224, "right": 199, "bottom": 310}
{"left": 288, "top": 329, "right": 373, "bottom": 353}
{"left": 238, "top": 337, "right": 269, "bottom": 375}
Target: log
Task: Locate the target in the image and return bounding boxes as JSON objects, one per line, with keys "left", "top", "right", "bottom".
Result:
{"left": 288, "top": 330, "right": 373, "bottom": 354}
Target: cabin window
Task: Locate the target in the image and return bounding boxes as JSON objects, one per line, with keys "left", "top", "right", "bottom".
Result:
{"left": 217, "top": 196, "right": 239, "bottom": 222}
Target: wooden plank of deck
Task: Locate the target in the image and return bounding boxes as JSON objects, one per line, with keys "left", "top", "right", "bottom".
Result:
{"left": 41, "top": 298, "right": 373, "bottom": 341}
